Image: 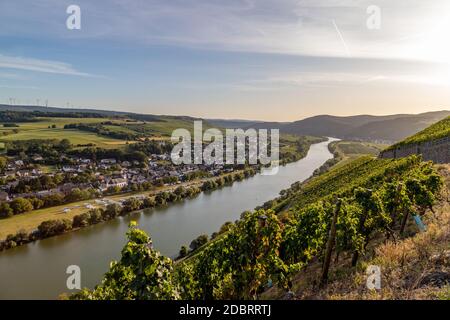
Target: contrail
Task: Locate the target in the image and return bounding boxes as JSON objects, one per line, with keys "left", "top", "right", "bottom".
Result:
{"left": 332, "top": 19, "right": 351, "bottom": 57}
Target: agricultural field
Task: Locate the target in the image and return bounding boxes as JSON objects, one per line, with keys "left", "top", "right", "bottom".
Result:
{"left": 0, "top": 117, "right": 129, "bottom": 148}
{"left": 334, "top": 141, "right": 388, "bottom": 157}
{"left": 0, "top": 116, "right": 211, "bottom": 149}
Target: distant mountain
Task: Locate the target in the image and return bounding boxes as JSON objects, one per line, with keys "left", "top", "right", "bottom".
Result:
{"left": 345, "top": 112, "right": 450, "bottom": 142}
{"left": 241, "top": 111, "right": 450, "bottom": 143}
{"left": 0, "top": 104, "right": 128, "bottom": 116}
{"left": 206, "top": 119, "right": 267, "bottom": 129}
{"left": 3, "top": 104, "right": 449, "bottom": 143}
{"left": 0, "top": 104, "right": 202, "bottom": 123}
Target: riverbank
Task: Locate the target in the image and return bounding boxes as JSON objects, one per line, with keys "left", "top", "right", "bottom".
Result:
{"left": 0, "top": 139, "right": 336, "bottom": 299}
{"left": 0, "top": 169, "right": 244, "bottom": 240}
{"left": 0, "top": 168, "right": 258, "bottom": 251}
{"left": 0, "top": 136, "right": 324, "bottom": 242}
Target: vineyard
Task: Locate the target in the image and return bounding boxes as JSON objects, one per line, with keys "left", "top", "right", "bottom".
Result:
{"left": 71, "top": 155, "right": 444, "bottom": 300}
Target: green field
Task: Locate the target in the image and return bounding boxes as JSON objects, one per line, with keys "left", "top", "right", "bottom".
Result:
{"left": 334, "top": 141, "right": 388, "bottom": 156}
{"left": 0, "top": 117, "right": 128, "bottom": 148}
{"left": 0, "top": 116, "right": 207, "bottom": 148}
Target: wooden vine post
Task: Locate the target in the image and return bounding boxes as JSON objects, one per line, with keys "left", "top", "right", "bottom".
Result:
{"left": 320, "top": 198, "right": 342, "bottom": 286}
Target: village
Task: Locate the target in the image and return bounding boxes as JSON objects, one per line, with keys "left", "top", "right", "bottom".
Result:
{"left": 0, "top": 151, "right": 236, "bottom": 213}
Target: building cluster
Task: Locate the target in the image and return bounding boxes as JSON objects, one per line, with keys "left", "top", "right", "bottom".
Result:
{"left": 0, "top": 153, "right": 233, "bottom": 202}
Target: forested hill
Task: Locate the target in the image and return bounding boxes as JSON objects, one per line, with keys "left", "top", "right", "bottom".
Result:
{"left": 209, "top": 111, "right": 450, "bottom": 143}
{"left": 0, "top": 104, "right": 200, "bottom": 123}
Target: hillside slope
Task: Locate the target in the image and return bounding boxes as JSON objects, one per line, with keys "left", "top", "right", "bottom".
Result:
{"left": 247, "top": 111, "right": 450, "bottom": 143}
{"left": 264, "top": 164, "right": 450, "bottom": 300}
{"left": 380, "top": 116, "right": 450, "bottom": 163}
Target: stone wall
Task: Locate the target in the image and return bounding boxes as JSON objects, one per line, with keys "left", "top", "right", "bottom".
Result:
{"left": 379, "top": 136, "right": 450, "bottom": 164}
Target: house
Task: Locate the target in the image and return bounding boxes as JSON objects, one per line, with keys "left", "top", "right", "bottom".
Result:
{"left": 32, "top": 168, "right": 43, "bottom": 175}
{"left": 58, "top": 183, "right": 77, "bottom": 195}
{"left": 14, "top": 160, "right": 24, "bottom": 166}
{"left": 121, "top": 161, "right": 131, "bottom": 167}
{"left": 32, "top": 155, "right": 44, "bottom": 162}
{"left": 36, "top": 189, "right": 60, "bottom": 198}
{"left": 107, "top": 178, "right": 128, "bottom": 189}
{"left": 101, "top": 159, "right": 117, "bottom": 165}
{"left": 16, "top": 170, "right": 31, "bottom": 177}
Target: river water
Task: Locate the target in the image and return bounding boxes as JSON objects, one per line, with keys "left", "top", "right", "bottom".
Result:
{"left": 0, "top": 138, "right": 337, "bottom": 299}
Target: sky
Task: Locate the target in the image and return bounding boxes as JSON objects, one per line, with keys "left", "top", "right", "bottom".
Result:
{"left": 1, "top": 0, "right": 450, "bottom": 121}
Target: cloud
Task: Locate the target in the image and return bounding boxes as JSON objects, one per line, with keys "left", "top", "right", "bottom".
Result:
{"left": 3, "top": 0, "right": 449, "bottom": 62}
{"left": 0, "top": 54, "right": 93, "bottom": 77}
{"left": 238, "top": 62, "right": 450, "bottom": 90}
{"left": 0, "top": 85, "right": 40, "bottom": 90}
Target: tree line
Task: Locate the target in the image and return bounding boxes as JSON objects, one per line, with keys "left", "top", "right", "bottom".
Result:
{"left": 0, "top": 168, "right": 257, "bottom": 251}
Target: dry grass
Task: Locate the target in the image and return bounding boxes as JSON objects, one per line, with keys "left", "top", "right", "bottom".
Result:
{"left": 324, "top": 204, "right": 450, "bottom": 300}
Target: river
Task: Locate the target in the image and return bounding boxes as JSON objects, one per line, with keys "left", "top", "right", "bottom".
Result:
{"left": 0, "top": 138, "right": 337, "bottom": 299}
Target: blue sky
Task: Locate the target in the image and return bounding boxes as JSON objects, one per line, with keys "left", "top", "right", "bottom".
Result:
{"left": 1, "top": 0, "right": 450, "bottom": 120}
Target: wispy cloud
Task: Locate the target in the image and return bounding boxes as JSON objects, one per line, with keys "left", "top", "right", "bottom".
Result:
{"left": 0, "top": 54, "right": 93, "bottom": 77}
{"left": 0, "top": 85, "right": 40, "bottom": 90}
{"left": 3, "top": 0, "right": 449, "bottom": 62}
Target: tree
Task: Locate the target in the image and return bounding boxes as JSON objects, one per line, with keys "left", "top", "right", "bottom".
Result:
{"left": 189, "top": 234, "right": 209, "bottom": 251}
{"left": 105, "top": 203, "right": 122, "bottom": 218}
{"left": 143, "top": 197, "right": 156, "bottom": 208}
{"left": 58, "top": 139, "right": 71, "bottom": 151}
{"left": 38, "top": 219, "right": 72, "bottom": 238}
{"left": 42, "top": 193, "right": 65, "bottom": 207}
{"left": 29, "top": 197, "right": 44, "bottom": 210}
{"left": 88, "top": 209, "right": 104, "bottom": 224}
{"left": 0, "top": 156, "right": 7, "bottom": 171}
{"left": 179, "top": 245, "right": 188, "bottom": 258}
{"left": 73, "top": 213, "right": 90, "bottom": 228}
{"left": 10, "top": 197, "right": 33, "bottom": 215}
{"left": 123, "top": 198, "right": 143, "bottom": 213}
{"left": 0, "top": 202, "right": 13, "bottom": 218}
{"left": 71, "top": 222, "right": 180, "bottom": 300}
{"left": 66, "top": 188, "right": 90, "bottom": 202}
